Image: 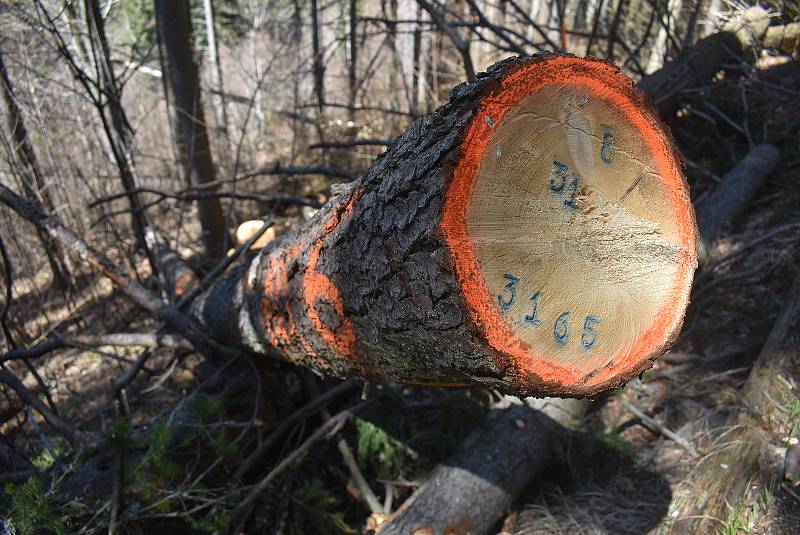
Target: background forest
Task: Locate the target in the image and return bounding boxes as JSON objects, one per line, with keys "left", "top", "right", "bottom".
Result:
{"left": 0, "top": 0, "right": 799, "bottom": 533}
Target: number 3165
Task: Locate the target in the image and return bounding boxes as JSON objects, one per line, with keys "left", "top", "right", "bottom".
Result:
{"left": 498, "top": 274, "right": 600, "bottom": 350}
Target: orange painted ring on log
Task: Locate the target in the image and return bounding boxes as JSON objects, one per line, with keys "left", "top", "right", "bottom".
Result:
{"left": 440, "top": 55, "right": 698, "bottom": 395}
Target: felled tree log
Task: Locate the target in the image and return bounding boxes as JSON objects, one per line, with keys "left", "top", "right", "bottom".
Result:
{"left": 191, "top": 54, "right": 697, "bottom": 398}
{"left": 669, "top": 272, "right": 800, "bottom": 534}
{"left": 0, "top": 55, "right": 696, "bottom": 399}
{"left": 638, "top": 7, "right": 770, "bottom": 117}
{"left": 695, "top": 144, "right": 779, "bottom": 262}
{"left": 380, "top": 398, "right": 587, "bottom": 535}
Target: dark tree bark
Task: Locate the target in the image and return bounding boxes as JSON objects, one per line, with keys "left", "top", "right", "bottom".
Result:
{"left": 381, "top": 399, "right": 587, "bottom": 535}
{"left": 695, "top": 144, "right": 779, "bottom": 261}
{"left": 154, "top": 0, "right": 227, "bottom": 258}
{"left": 636, "top": 31, "right": 743, "bottom": 117}
{"left": 637, "top": 7, "right": 771, "bottom": 117}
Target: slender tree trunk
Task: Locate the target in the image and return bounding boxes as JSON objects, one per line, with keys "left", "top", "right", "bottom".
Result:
{"left": 155, "top": 23, "right": 188, "bottom": 186}
{"left": 311, "top": 0, "right": 326, "bottom": 116}
{"left": 202, "top": 0, "right": 230, "bottom": 152}
{"left": 416, "top": 16, "right": 431, "bottom": 113}
{"left": 606, "top": 0, "right": 629, "bottom": 61}
{"left": 154, "top": 0, "right": 227, "bottom": 258}
{"left": 397, "top": 0, "right": 415, "bottom": 111}
{"left": 348, "top": 0, "right": 358, "bottom": 115}
{"left": 0, "top": 46, "right": 73, "bottom": 289}
{"left": 84, "top": 0, "right": 152, "bottom": 256}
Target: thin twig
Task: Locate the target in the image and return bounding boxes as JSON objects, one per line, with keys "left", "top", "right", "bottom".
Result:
{"left": 620, "top": 398, "right": 699, "bottom": 457}
{"left": 231, "top": 402, "right": 370, "bottom": 529}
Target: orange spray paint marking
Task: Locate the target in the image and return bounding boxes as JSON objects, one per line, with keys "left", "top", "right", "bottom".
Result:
{"left": 302, "top": 188, "right": 362, "bottom": 359}
{"left": 439, "top": 56, "right": 697, "bottom": 391}
{"left": 261, "top": 245, "right": 318, "bottom": 359}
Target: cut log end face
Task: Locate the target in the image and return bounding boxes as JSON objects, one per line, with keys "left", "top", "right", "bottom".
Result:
{"left": 441, "top": 56, "right": 698, "bottom": 396}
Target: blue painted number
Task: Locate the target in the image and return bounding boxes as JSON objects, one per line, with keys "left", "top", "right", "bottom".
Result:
{"left": 498, "top": 274, "right": 519, "bottom": 311}
{"left": 524, "top": 291, "right": 542, "bottom": 326}
{"left": 601, "top": 133, "right": 615, "bottom": 164}
{"left": 581, "top": 315, "right": 600, "bottom": 350}
{"left": 554, "top": 311, "right": 571, "bottom": 345}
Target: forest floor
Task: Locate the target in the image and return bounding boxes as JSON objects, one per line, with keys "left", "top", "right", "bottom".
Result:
{"left": 2, "top": 57, "right": 800, "bottom": 535}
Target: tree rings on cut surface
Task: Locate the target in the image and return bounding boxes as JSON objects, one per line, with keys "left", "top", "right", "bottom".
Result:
{"left": 441, "top": 55, "right": 698, "bottom": 396}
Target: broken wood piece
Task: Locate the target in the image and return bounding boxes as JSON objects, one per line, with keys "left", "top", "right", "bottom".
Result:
{"left": 763, "top": 22, "right": 800, "bottom": 53}
{"left": 235, "top": 219, "right": 278, "bottom": 250}
{"left": 146, "top": 227, "right": 200, "bottom": 297}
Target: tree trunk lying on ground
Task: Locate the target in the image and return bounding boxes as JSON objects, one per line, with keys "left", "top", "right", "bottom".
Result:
{"left": 636, "top": 6, "right": 772, "bottom": 117}
{"left": 183, "top": 54, "right": 698, "bottom": 398}
{"left": 379, "top": 398, "right": 588, "bottom": 535}
{"left": 695, "top": 144, "right": 779, "bottom": 262}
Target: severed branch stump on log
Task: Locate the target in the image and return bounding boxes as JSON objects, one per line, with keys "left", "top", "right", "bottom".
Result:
{"left": 193, "top": 54, "right": 698, "bottom": 398}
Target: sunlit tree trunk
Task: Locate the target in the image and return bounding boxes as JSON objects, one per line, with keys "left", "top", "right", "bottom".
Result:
{"left": 202, "top": 0, "right": 230, "bottom": 153}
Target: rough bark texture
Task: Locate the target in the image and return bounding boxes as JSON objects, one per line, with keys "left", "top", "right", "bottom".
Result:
{"left": 155, "top": 0, "right": 227, "bottom": 258}
{"left": 189, "top": 55, "right": 693, "bottom": 398}
{"left": 380, "top": 399, "right": 588, "bottom": 535}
